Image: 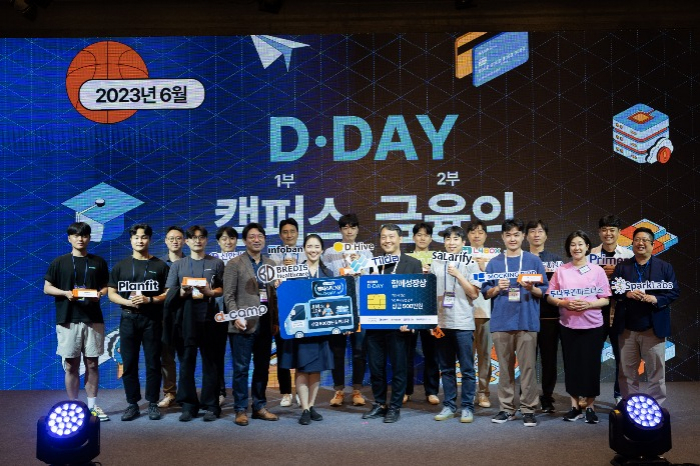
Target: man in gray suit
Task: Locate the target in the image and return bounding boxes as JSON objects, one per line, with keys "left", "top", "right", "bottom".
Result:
{"left": 224, "top": 223, "right": 279, "bottom": 426}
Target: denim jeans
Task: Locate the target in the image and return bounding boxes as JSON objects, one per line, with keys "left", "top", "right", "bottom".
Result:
{"left": 437, "top": 329, "right": 475, "bottom": 412}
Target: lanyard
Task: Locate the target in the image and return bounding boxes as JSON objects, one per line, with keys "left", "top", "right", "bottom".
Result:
{"left": 248, "top": 254, "right": 264, "bottom": 287}
{"left": 71, "top": 255, "right": 88, "bottom": 288}
{"left": 634, "top": 257, "right": 651, "bottom": 283}
{"left": 131, "top": 258, "right": 150, "bottom": 282}
{"left": 381, "top": 254, "right": 401, "bottom": 274}
{"left": 503, "top": 251, "right": 523, "bottom": 276}
{"left": 444, "top": 262, "right": 458, "bottom": 293}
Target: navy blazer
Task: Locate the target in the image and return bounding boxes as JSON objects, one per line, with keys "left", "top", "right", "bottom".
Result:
{"left": 611, "top": 255, "right": 679, "bottom": 338}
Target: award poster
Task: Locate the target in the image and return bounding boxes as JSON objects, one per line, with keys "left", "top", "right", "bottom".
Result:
{"left": 277, "top": 276, "right": 357, "bottom": 339}
{"left": 359, "top": 274, "right": 437, "bottom": 329}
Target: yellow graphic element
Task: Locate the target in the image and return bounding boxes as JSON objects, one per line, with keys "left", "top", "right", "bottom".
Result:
{"left": 455, "top": 32, "right": 487, "bottom": 79}
{"left": 333, "top": 242, "right": 344, "bottom": 252}
{"left": 367, "top": 294, "right": 386, "bottom": 310}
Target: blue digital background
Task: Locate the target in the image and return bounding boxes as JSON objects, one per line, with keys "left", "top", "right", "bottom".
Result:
{"left": 1, "top": 31, "right": 698, "bottom": 389}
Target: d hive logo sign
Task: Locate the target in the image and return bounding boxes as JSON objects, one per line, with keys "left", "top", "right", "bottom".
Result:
{"left": 66, "top": 41, "right": 205, "bottom": 124}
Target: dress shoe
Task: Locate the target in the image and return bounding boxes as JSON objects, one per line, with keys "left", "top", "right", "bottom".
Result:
{"left": 252, "top": 408, "right": 278, "bottom": 421}
{"left": 362, "top": 404, "right": 387, "bottom": 419}
{"left": 299, "top": 409, "right": 311, "bottom": 425}
{"left": 384, "top": 408, "right": 400, "bottom": 423}
{"left": 179, "top": 411, "right": 194, "bottom": 422}
{"left": 427, "top": 394, "right": 440, "bottom": 405}
{"left": 121, "top": 404, "right": 140, "bottom": 421}
{"left": 234, "top": 411, "right": 249, "bottom": 426}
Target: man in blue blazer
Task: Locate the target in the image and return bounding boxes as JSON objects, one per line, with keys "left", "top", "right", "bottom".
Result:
{"left": 612, "top": 227, "right": 679, "bottom": 404}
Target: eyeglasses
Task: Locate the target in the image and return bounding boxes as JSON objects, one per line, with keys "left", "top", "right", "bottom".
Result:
{"left": 633, "top": 238, "right": 653, "bottom": 244}
{"left": 166, "top": 237, "right": 183, "bottom": 242}
{"left": 189, "top": 236, "right": 207, "bottom": 241}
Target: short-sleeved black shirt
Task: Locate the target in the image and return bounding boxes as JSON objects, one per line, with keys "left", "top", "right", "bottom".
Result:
{"left": 108, "top": 256, "right": 170, "bottom": 313}
{"left": 44, "top": 253, "right": 109, "bottom": 324}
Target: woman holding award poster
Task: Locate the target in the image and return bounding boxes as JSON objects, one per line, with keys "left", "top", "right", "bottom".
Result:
{"left": 279, "top": 234, "right": 335, "bottom": 425}
{"left": 546, "top": 231, "right": 610, "bottom": 424}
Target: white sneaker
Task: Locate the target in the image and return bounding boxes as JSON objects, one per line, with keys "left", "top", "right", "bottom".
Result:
{"left": 219, "top": 394, "right": 226, "bottom": 407}
{"left": 434, "top": 407, "right": 455, "bottom": 421}
{"left": 90, "top": 405, "right": 110, "bottom": 422}
{"left": 280, "top": 394, "right": 293, "bottom": 407}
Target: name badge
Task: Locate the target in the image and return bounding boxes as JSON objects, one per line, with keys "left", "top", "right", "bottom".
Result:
{"left": 578, "top": 265, "right": 591, "bottom": 275}
{"left": 259, "top": 289, "right": 268, "bottom": 303}
{"left": 442, "top": 291, "right": 456, "bottom": 308}
{"left": 508, "top": 286, "right": 521, "bottom": 302}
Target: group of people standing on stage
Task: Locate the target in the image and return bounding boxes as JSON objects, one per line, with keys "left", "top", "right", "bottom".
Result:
{"left": 44, "top": 213, "right": 679, "bottom": 427}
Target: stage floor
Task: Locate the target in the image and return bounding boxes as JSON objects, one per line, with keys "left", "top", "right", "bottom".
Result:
{"left": 9, "top": 382, "right": 700, "bottom": 465}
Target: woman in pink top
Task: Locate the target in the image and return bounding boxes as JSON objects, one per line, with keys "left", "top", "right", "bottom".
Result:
{"left": 547, "top": 231, "right": 610, "bottom": 424}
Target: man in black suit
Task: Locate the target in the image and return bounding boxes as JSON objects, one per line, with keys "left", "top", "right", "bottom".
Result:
{"left": 362, "top": 223, "right": 423, "bottom": 423}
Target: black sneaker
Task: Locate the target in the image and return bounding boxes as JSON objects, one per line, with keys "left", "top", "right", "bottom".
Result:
{"left": 523, "top": 413, "right": 537, "bottom": 427}
{"left": 121, "top": 404, "right": 140, "bottom": 421}
{"left": 492, "top": 411, "right": 516, "bottom": 424}
{"left": 299, "top": 409, "right": 311, "bottom": 425}
{"left": 148, "top": 403, "right": 161, "bottom": 420}
{"left": 179, "top": 411, "right": 194, "bottom": 422}
{"left": 563, "top": 407, "right": 583, "bottom": 422}
{"left": 203, "top": 410, "right": 218, "bottom": 422}
{"left": 309, "top": 406, "right": 323, "bottom": 421}
{"left": 585, "top": 408, "right": 599, "bottom": 424}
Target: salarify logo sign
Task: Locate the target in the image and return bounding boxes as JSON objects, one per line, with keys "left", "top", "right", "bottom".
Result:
{"left": 66, "top": 41, "right": 205, "bottom": 124}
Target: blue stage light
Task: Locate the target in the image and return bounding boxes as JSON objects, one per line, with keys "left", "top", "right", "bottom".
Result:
{"left": 37, "top": 400, "right": 100, "bottom": 465}
{"left": 610, "top": 393, "right": 672, "bottom": 466}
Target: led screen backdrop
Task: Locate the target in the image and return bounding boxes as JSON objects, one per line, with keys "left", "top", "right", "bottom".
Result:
{"left": 1, "top": 31, "right": 698, "bottom": 389}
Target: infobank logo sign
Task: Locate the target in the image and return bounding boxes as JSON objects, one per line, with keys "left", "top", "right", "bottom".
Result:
{"left": 66, "top": 41, "right": 205, "bottom": 124}
{"left": 454, "top": 32, "right": 529, "bottom": 86}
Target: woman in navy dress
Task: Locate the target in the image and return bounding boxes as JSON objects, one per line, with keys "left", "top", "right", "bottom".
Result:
{"left": 280, "top": 234, "right": 335, "bottom": 425}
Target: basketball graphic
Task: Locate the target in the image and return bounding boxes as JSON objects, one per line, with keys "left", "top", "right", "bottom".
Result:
{"left": 66, "top": 41, "right": 148, "bottom": 124}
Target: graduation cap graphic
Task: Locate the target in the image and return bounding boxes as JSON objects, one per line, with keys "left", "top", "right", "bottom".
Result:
{"left": 62, "top": 183, "right": 144, "bottom": 242}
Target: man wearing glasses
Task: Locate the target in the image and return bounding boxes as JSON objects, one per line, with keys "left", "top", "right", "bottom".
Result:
{"left": 158, "top": 226, "right": 185, "bottom": 408}
{"left": 164, "top": 226, "right": 226, "bottom": 421}
{"left": 611, "top": 228, "right": 679, "bottom": 404}
{"left": 590, "top": 215, "right": 633, "bottom": 404}
{"left": 224, "top": 223, "right": 279, "bottom": 426}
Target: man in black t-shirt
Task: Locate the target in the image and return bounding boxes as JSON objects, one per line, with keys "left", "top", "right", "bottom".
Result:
{"left": 165, "top": 225, "right": 226, "bottom": 422}
{"left": 44, "top": 222, "right": 110, "bottom": 421}
{"left": 108, "top": 224, "right": 169, "bottom": 421}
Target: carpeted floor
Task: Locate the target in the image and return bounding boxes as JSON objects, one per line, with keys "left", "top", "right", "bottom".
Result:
{"left": 7, "top": 382, "right": 700, "bottom": 465}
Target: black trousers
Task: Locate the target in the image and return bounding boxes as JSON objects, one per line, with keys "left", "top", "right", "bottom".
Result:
{"left": 537, "top": 318, "right": 560, "bottom": 402}
{"left": 366, "top": 330, "right": 410, "bottom": 410}
{"left": 602, "top": 307, "right": 621, "bottom": 398}
{"left": 274, "top": 332, "right": 292, "bottom": 394}
{"left": 406, "top": 329, "right": 440, "bottom": 396}
{"left": 329, "top": 330, "right": 367, "bottom": 390}
{"left": 119, "top": 311, "right": 162, "bottom": 404}
{"left": 176, "top": 321, "right": 227, "bottom": 415}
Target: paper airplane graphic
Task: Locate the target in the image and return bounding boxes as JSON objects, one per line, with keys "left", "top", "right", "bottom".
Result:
{"left": 251, "top": 35, "right": 309, "bottom": 71}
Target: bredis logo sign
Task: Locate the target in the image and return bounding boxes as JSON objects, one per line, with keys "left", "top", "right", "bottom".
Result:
{"left": 66, "top": 41, "right": 205, "bottom": 124}
{"left": 269, "top": 115, "right": 458, "bottom": 162}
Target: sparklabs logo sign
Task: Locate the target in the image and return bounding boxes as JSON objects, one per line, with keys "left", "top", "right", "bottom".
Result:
{"left": 270, "top": 115, "right": 458, "bottom": 162}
